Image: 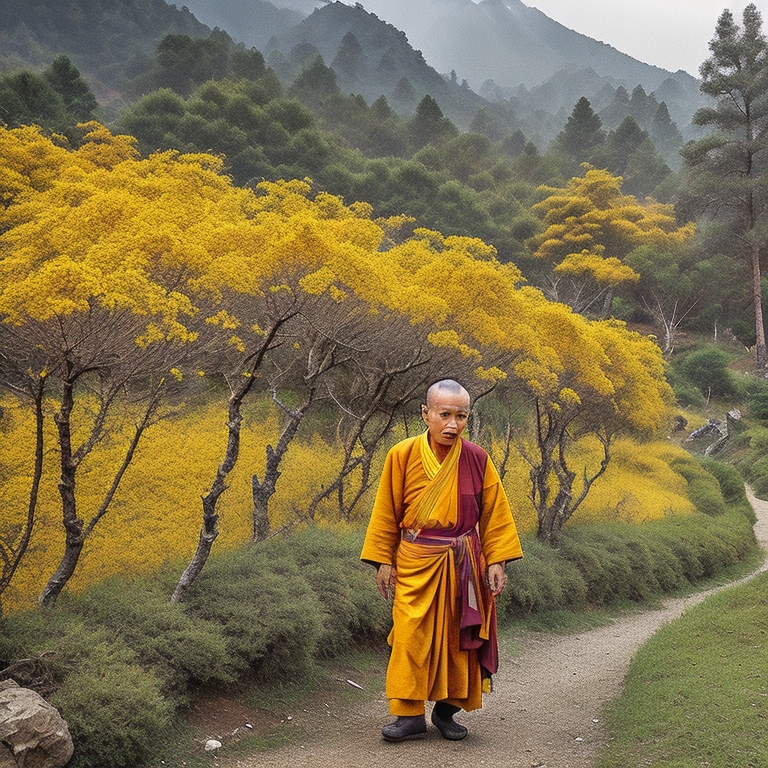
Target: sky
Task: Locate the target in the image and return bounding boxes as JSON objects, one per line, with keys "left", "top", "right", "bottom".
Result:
{"left": 525, "top": 1, "right": 766, "bottom": 76}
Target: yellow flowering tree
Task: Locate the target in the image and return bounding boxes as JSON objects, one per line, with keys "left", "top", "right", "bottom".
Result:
{"left": 0, "top": 123, "right": 220, "bottom": 606}
{"left": 516, "top": 308, "right": 673, "bottom": 543}
{"left": 170, "top": 181, "right": 449, "bottom": 598}
{"left": 529, "top": 166, "right": 694, "bottom": 314}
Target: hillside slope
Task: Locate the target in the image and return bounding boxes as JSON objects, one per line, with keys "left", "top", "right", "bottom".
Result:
{"left": 267, "top": 2, "right": 491, "bottom": 127}
{"left": 176, "top": 0, "right": 303, "bottom": 50}
{"left": 0, "top": 0, "right": 210, "bottom": 102}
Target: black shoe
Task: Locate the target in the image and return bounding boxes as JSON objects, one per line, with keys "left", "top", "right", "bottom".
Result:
{"left": 431, "top": 703, "right": 468, "bottom": 741}
{"left": 382, "top": 714, "right": 427, "bottom": 741}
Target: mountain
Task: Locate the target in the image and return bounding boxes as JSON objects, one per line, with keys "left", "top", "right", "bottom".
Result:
{"left": 175, "top": 0, "right": 304, "bottom": 50}
{"left": 339, "top": 0, "right": 699, "bottom": 93}
{"left": 321, "top": 0, "right": 708, "bottom": 147}
{"left": 266, "top": 2, "right": 491, "bottom": 127}
{"left": 0, "top": 0, "right": 211, "bottom": 102}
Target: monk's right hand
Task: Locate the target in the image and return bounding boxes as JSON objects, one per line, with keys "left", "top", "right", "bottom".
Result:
{"left": 376, "top": 563, "right": 396, "bottom": 599}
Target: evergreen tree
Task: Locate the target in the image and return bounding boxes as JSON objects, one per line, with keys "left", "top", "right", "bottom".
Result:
{"left": 392, "top": 76, "right": 416, "bottom": 106}
{"left": 628, "top": 84, "right": 658, "bottom": 127}
{"left": 0, "top": 70, "right": 67, "bottom": 130}
{"left": 331, "top": 31, "right": 365, "bottom": 89}
{"left": 43, "top": 55, "right": 98, "bottom": 121}
{"left": 593, "top": 115, "right": 647, "bottom": 176}
{"left": 600, "top": 84, "right": 631, "bottom": 128}
{"left": 650, "top": 101, "right": 684, "bottom": 167}
{"left": 290, "top": 56, "right": 341, "bottom": 103}
{"left": 407, "top": 94, "right": 458, "bottom": 149}
{"left": 680, "top": 3, "right": 768, "bottom": 368}
{"left": 623, "top": 137, "right": 672, "bottom": 198}
{"left": 370, "top": 94, "right": 395, "bottom": 122}
{"left": 554, "top": 96, "right": 605, "bottom": 161}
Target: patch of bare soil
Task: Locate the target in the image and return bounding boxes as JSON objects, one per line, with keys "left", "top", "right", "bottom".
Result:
{"left": 203, "top": 491, "right": 768, "bottom": 768}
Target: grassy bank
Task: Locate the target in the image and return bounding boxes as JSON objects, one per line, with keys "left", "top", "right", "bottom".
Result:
{"left": 597, "top": 569, "right": 768, "bottom": 768}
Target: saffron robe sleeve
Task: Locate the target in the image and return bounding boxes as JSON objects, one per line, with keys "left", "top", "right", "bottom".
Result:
{"left": 359, "top": 437, "right": 417, "bottom": 567}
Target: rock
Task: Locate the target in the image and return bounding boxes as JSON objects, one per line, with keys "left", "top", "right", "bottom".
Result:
{"left": 0, "top": 679, "right": 74, "bottom": 768}
{"left": 0, "top": 742, "right": 15, "bottom": 768}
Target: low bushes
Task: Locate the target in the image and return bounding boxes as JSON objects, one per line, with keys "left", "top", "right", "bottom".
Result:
{"left": 0, "top": 526, "right": 390, "bottom": 768}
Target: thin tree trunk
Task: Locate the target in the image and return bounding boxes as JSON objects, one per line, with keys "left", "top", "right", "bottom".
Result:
{"left": 751, "top": 241, "right": 767, "bottom": 368}
{"left": 39, "top": 374, "right": 83, "bottom": 607}
{"left": 40, "top": 378, "right": 160, "bottom": 607}
{"left": 171, "top": 319, "right": 287, "bottom": 602}
{"left": 171, "top": 389, "right": 243, "bottom": 603}
{"left": 0, "top": 376, "right": 45, "bottom": 615}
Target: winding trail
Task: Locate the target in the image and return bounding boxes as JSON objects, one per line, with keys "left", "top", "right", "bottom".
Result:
{"left": 229, "top": 491, "right": 768, "bottom": 768}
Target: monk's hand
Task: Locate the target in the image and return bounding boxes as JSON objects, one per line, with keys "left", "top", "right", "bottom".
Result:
{"left": 487, "top": 562, "right": 507, "bottom": 596}
{"left": 376, "top": 563, "right": 396, "bottom": 600}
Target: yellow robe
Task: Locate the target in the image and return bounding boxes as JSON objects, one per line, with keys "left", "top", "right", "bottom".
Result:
{"left": 360, "top": 433, "right": 522, "bottom": 713}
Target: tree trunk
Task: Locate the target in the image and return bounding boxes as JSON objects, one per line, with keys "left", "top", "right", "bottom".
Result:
{"left": 252, "top": 447, "right": 279, "bottom": 542}
{"left": 170, "top": 403, "right": 242, "bottom": 603}
{"left": 251, "top": 392, "right": 312, "bottom": 541}
{"left": 39, "top": 375, "right": 83, "bottom": 607}
{"left": 751, "top": 241, "right": 767, "bottom": 368}
{"left": 531, "top": 400, "right": 611, "bottom": 545}
{"left": 0, "top": 376, "right": 45, "bottom": 611}
{"left": 170, "top": 318, "right": 285, "bottom": 602}
{"left": 170, "top": 490, "right": 222, "bottom": 604}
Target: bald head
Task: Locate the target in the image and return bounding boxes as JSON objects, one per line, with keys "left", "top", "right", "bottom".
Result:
{"left": 426, "top": 379, "right": 470, "bottom": 408}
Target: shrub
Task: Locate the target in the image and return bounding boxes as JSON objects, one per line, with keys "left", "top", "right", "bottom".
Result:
{"left": 679, "top": 346, "right": 739, "bottom": 399}
{"left": 699, "top": 458, "right": 756, "bottom": 524}
{"left": 276, "top": 526, "right": 391, "bottom": 656}
{"left": 0, "top": 615, "right": 172, "bottom": 768}
{"left": 669, "top": 454, "right": 726, "bottom": 516}
{"left": 184, "top": 542, "right": 325, "bottom": 681}
{"left": 747, "top": 384, "right": 768, "bottom": 421}
{"left": 501, "top": 535, "right": 587, "bottom": 617}
{"left": 52, "top": 642, "right": 173, "bottom": 768}
{"left": 67, "top": 578, "right": 233, "bottom": 705}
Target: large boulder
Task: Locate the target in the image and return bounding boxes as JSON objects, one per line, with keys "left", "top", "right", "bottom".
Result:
{"left": 0, "top": 680, "right": 73, "bottom": 768}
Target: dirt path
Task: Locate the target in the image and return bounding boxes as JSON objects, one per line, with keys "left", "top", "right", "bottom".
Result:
{"left": 228, "top": 492, "right": 768, "bottom": 768}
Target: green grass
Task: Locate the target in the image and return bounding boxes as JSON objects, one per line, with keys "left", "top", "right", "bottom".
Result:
{"left": 597, "top": 570, "right": 768, "bottom": 768}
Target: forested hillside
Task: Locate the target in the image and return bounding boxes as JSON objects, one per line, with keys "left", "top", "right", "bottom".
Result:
{"left": 179, "top": 0, "right": 708, "bottom": 148}
{"left": 266, "top": 1, "right": 490, "bottom": 127}
{"left": 177, "top": 0, "right": 304, "bottom": 50}
{"left": 0, "top": 0, "right": 210, "bottom": 106}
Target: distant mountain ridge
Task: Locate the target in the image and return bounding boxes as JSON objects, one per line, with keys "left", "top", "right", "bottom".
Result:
{"left": 340, "top": 0, "right": 707, "bottom": 132}
{"left": 266, "top": 1, "right": 490, "bottom": 126}
{"left": 0, "top": 0, "right": 709, "bottom": 157}
{"left": 261, "top": 0, "right": 706, "bottom": 148}
{"left": 176, "top": 0, "right": 304, "bottom": 51}
{"left": 337, "top": 0, "right": 699, "bottom": 92}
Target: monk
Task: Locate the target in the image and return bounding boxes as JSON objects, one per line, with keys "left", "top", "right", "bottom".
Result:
{"left": 361, "top": 379, "right": 522, "bottom": 742}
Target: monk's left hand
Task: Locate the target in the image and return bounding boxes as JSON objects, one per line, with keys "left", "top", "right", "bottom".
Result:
{"left": 487, "top": 562, "right": 507, "bottom": 596}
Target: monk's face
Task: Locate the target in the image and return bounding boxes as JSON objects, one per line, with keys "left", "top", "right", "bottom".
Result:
{"left": 422, "top": 390, "right": 470, "bottom": 453}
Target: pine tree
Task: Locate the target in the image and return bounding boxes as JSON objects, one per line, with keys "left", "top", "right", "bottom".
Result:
{"left": 44, "top": 55, "right": 98, "bottom": 121}
{"left": 650, "top": 101, "right": 684, "bottom": 167}
{"left": 407, "top": 94, "right": 458, "bottom": 148}
{"left": 592, "top": 115, "right": 647, "bottom": 176}
{"left": 554, "top": 96, "right": 605, "bottom": 161}
{"left": 681, "top": 3, "right": 768, "bottom": 368}
{"left": 331, "top": 31, "right": 364, "bottom": 89}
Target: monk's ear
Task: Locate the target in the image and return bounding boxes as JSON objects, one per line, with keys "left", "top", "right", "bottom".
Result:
{"left": 420, "top": 404, "right": 428, "bottom": 419}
